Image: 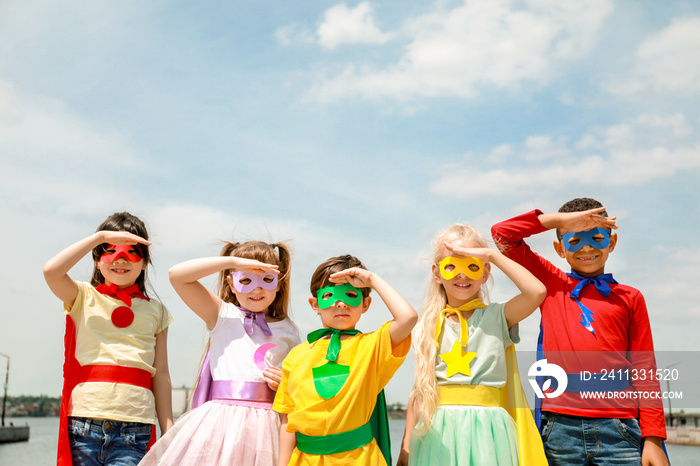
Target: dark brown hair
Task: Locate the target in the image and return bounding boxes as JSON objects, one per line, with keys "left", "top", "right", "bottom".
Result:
{"left": 90, "top": 212, "right": 151, "bottom": 296}
{"left": 309, "top": 254, "right": 371, "bottom": 298}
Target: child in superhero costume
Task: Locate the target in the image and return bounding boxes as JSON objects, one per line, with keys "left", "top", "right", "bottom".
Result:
{"left": 44, "top": 212, "right": 173, "bottom": 466}
{"left": 273, "top": 254, "right": 417, "bottom": 465}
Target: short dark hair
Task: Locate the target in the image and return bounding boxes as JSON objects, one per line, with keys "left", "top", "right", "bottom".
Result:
{"left": 556, "top": 198, "right": 609, "bottom": 240}
{"left": 558, "top": 197, "right": 607, "bottom": 215}
{"left": 309, "top": 255, "right": 371, "bottom": 298}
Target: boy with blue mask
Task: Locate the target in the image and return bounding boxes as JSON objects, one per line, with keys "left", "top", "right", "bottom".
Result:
{"left": 492, "top": 198, "right": 668, "bottom": 466}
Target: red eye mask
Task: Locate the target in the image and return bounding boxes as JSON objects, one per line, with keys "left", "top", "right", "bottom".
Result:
{"left": 100, "top": 244, "right": 142, "bottom": 263}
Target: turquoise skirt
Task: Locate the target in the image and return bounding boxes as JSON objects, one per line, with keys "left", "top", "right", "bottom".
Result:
{"left": 409, "top": 405, "right": 519, "bottom": 466}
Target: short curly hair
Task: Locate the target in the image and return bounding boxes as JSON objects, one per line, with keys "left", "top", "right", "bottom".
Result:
{"left": 556, "top": 198, "right": 609, "bottom": 240}
{"left": 558, "top": 197, "right": 607, "bottom": 216}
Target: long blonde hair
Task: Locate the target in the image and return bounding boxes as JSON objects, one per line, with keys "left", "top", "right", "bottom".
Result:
{"left": 410, "top": 224, "right": 491, "bottom": 434}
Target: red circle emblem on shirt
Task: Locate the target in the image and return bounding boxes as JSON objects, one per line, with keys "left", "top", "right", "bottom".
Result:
{"left": 111, "top": 306, "right": 135, "bottom": 328}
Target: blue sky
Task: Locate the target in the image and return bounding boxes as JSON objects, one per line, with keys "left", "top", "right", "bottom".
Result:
{"left": 1, "top": 0, "right": 699, "bottom": 405}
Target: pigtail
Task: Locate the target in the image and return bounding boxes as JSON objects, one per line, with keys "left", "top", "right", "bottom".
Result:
{"left": 269, "top": 242, "right": 292, "bottom": 320}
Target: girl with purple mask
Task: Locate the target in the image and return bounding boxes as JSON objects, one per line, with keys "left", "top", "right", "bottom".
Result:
{"left": 140, "top": 241, "right": 300, "bottom": 466}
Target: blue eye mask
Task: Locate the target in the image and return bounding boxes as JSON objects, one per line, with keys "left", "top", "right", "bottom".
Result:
{"left": 561, "top": 228, "right": 610, "bottom": 252}
{"left": 316, "top": 283, "right": 363, "bottom": 309}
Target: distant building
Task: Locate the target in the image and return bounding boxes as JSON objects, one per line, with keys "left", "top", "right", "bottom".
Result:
{"left": 667, "top": 411, "right": 700, "bottom": 428}
{"left": 666, "top": 411, "right": 700, "bottom": 446}
{"left": 172, "top": 386, "right": 191, "bottom": 418}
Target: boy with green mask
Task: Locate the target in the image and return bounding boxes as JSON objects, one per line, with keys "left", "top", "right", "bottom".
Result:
{"left": 273, "top": 254, "right": 417, "bottom": 466}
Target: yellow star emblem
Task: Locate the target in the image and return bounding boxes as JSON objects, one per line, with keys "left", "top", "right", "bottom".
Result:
{"left": 439, "top": 340, "right": 477, "bottom": 378}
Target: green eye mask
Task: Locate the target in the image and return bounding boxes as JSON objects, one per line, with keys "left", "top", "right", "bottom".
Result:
{"left": 316, "top": 283, "right": 363, "bottom": 309}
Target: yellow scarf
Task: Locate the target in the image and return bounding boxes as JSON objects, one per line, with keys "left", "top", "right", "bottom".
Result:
{"left": 435, "top": 298, "right": 547, "bottom": 465}
{"left": 435, "top": 298, "right": 487, "bottom": 348}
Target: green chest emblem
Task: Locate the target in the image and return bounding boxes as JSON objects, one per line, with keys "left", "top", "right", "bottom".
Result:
{"left": 312, "top": 361, "right": 350, "bottom": 399}
{"left": 306, "top": 327, "right": 361, "bottom": 400}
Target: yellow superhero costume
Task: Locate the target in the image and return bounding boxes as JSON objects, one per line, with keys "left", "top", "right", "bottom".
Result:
{"left": 428, "top": 300, "right": 546, "bottom": 466}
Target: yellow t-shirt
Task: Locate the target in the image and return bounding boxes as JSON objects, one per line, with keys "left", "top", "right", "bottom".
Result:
{"left": 273, "top": 322, "right": 410, "bottom": 465}
{"left": 65, "top": 281, "right": 173, "bottom": 424}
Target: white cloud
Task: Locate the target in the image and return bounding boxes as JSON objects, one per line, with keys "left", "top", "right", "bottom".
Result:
{"left": 308, "top": 0, "right": 613, "bottom": 102}
{"left": 318, "top": 2, "right": 394, "bottom": 49}
{"left": 632, "top": 113, "right": 692, "bottom": 138}
{"left": 485, "top": 144, "right": 515, "bottom": 164}
{"left": 274, "top": 23, "right": 316, "bottom": 46}
{"left": 626, "top": 245, "right": 700, "bottom": 350}
{"left": 0, "top": 82, "right": 140, "bottom": 165}
{"left": 430, "top": 113, "right": 700, "bottom": 198}
{"left": 277, "top": 2, "right": 393, "bottom": 49}
{"left": 607, "top": 16, "right": 700, "bottom": 96}
{"left": 0, "top": 80, "right": 152, "bottom": 216}
{"left": 522, "top": 135, "right": 571, "bottom": 161}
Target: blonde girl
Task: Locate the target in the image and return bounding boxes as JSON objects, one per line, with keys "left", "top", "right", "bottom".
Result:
{"left": 397, "top": 224, "right": 547, "bottom": 466}
{"left": 140, "top": 240, "right": 299, "bottom": 466}
{"left": 43, "top": 212, "right": 173, "bottom": 466}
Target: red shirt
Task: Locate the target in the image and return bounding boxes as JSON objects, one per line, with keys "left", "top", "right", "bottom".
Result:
{"left": 492, "top": 210, "right": 666, "bottom": 439}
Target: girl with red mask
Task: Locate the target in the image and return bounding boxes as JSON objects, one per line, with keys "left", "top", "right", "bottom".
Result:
{"left": 43, "top": 212, "right": 173, "bottom": 466}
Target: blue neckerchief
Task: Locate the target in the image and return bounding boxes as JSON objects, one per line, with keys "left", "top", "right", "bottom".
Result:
{"left": 566, "top": 271, "right": 617, "bottom": 334}
{"left": 536, "top": 273, "right": 671, "bottom": 464}
{"left": 567, "top": 270, "right": 617, "bottom": 298}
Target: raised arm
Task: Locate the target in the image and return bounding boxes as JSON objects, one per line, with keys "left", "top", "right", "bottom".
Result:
{"left": 169, "top": 256, "right": 280, "bottom": 330}
{"left": 43, "top": 231, "right": 150, "bottom": 306}
{"left": 329, "top": 268, "right": 418, "bottom": 345}
{"left": 538, "top": 206, "right": 617, "bottom": 233}
{"left": 491, "top": 250, "right": 546, "bottom": 327}
{"left": 444, "top": 243, "right": 546, "bottom": 328}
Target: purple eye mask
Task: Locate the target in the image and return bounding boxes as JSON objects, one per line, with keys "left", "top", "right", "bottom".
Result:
{"left": 230, "top": 271, "right": 279, "bottom": 293}
{"left": 562, "top": 228, "right": 610, "bottom": 252}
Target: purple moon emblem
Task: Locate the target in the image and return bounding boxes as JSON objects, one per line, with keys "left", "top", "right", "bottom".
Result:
{"left": 254, "top": 343, "right": 277, "bottom": 371}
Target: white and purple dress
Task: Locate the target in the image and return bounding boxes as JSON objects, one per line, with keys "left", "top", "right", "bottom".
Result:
{"left": 140, "top": 302, "right": 300, "bottom": 465}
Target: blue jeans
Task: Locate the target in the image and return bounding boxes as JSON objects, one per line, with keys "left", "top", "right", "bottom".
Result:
{"left": 540, "top": 412, "right": 642, "bottom": 465}
{"left": 68, "top": 417, "right": 152, "bottom": 466}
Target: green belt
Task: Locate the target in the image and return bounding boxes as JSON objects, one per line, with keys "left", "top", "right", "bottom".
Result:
{"left": 296, "top": 421, "right": 373, "bottom": 455}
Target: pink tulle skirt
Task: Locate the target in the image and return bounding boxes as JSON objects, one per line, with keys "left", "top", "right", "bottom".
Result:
{"left": 139, "top": 400, "right": 280, "bottom": 466}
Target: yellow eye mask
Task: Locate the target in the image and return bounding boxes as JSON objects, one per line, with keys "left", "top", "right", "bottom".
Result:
{"left": 439, "top": 256, "right": 485, "bottom": 280}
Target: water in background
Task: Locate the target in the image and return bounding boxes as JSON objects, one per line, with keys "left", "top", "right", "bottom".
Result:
{"left": 1, "top": 417, "right": 697, "bottom": 465}
{"left": 1, "top": 418, "right": 57, "bottom": 465}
